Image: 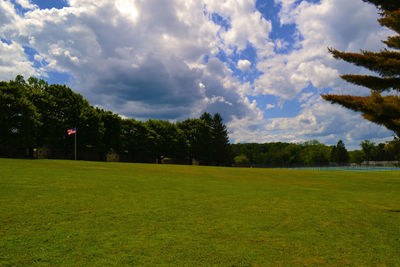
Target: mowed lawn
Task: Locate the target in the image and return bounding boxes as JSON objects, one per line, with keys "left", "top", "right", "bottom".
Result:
{"left": 0, "top": 159, "right": 399, "bottom": 266}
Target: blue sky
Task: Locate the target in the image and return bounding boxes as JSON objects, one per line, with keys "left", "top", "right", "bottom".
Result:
{"left": 0, "top": 0, "right": 395, "bottom": 149}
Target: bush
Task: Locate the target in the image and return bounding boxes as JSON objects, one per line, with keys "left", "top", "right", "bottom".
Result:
{"left": 234, "top": 154, "right": 250, "bottom": 165}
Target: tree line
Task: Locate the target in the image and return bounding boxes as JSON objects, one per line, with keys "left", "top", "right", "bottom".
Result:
{"left": 231, "top": 139, "right": 400, "bottom": 167}
{"left": 0, "top": 76, "right": 232, "bottom": 165}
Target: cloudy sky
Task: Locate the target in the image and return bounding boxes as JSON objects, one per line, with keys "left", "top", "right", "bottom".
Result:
{"left": 0, "top": 0, "right": 396, "bottom": 149}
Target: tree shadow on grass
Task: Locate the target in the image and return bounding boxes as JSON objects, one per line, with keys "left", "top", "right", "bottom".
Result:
{"left": 387, "top": 209, "right": 400, "bottom": 213}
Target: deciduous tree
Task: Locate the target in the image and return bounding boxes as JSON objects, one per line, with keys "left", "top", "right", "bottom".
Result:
{"left": 0, "top": 76, "right": 40, "bottom": 156}
{"left": 361, "top": 140, "right": 375, "bottom": 161}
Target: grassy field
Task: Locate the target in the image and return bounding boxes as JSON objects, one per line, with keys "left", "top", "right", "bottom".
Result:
{"left": 0, "top": 158, "right": 399, "bottom": 266}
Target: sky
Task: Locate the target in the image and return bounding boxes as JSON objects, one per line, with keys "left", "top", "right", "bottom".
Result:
{"left": 0, "top": 0, "right": 396, "bottom": 149}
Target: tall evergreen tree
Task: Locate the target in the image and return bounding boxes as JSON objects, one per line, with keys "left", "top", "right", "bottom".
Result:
{"left": 199, "top": 112, "right": 232, "bottom": 165}
{"left": 211, "top": 113, "right": 232, "bottom": 165}
{"left": 199, "top": 112, "right": 215, "bottom": 164}
{"left": 322, "top": 1, "right": 400, "bottom": 137}
{"left": 330, "top": 140, "right": 349, "bottom": 164}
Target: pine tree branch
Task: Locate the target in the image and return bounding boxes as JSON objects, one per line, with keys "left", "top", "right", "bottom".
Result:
{"left": 328, "top": 48, "right": 400, "bottom": 76}
{"left": 379, "top": 9, "right": 400, "bottom": 34}
{"left": 322, "top": 93, "right": 400, "bottom": 136}
{"left": 361, "top": 50, "right": 400, "bottom": 60}
{"left": 341, "top": 75, "right": 400, "bottom": 92}
{"left": 383, "top": 36, "right": 400, "bottom": 49}
{"left": 362, "top": 0, "right": 400, "bottom": 12}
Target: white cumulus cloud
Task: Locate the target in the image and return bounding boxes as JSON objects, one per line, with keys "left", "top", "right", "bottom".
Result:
{"left": 255, "top": 0, "right": 392, "bottom": 99}
{"left": 0, "top": 0, "right": 395, "bottom": 148}
{"left": 265, "top": 103, "right": 275, "bottom": 110}
{"left": 14, "top": 0, "right": 37, "bottom": 10}
{"left": 237, "top": 59, "right": 251, "bottom": 71}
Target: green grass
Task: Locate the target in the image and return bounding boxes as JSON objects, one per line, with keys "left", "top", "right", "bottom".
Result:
{"left": 1, "top": 158, "right": 399, "bottom": 266}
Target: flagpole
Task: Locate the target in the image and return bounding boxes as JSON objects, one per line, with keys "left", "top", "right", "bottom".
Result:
{"left": 74, "top": 126, "right": 77, "bottom": 160}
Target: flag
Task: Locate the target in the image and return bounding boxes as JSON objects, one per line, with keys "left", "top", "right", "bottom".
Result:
{"left": 68, "top": 128, "right": 76, "bottom": 135}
